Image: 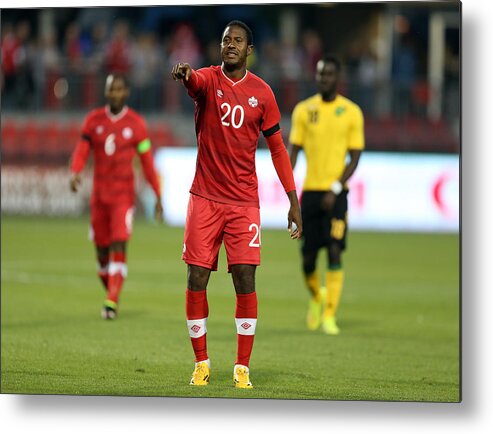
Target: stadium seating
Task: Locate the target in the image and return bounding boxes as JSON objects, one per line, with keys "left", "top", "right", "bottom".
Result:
{"left": 1, "top": 118, "right": 184, "bottom": 165}
{"left": 1, "top": 115, "right": 457, "bottom": 166}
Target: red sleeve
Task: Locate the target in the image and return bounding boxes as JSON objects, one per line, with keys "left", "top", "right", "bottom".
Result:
{"left": 70, "top": 114, "right": 93, "bottom": 173}
{"left": 70, "top": 139, "right": 91, "bottom": 173}
{"left": 265, "top": 130, "right": 296, "bottom": 193}
{"left": 134, "top": 115, "right": 148, "bottom": 145}
{"left": 183, "top": 68, "right": 208, "bottom": 99}
{"left": 261, "top": 85, "right": 281, "bottom": 132}
{"left": 139, "top": 150, "right": 161, "bottom": 198}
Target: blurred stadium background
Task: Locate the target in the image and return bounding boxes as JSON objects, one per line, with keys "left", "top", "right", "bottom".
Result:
{"left": 1, "top": 2, "right": 459, "bottom": 226}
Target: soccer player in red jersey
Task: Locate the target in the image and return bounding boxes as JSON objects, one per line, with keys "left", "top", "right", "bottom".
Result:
{"left": 171, "top": 20, "right": 302, "bottom": 388}
{"left": 69, "top": 73, "right": 163, "bottom": 320}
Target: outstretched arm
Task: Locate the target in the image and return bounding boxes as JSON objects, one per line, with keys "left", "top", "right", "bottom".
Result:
{"left": 171, "top": 62, "right": 206, "bottom": 98}
{"left": 69, "top": 138, "right": 90, "bottom": 193}
{"left": 265, "top": 129, "right": 302, "bottom": 239}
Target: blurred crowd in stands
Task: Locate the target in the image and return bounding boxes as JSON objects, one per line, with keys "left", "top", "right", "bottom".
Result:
{"left": 1, "top": 5, "right": 460, "bottom": 156}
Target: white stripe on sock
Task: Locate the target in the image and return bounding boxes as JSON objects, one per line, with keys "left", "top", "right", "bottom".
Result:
{"left": 108, "top": 262, "right": 128, "bottom": 277}
{"left": 235, "top": 318, "right": 257, "bottom": 335}
{"left": 187, "top": 318, "right": 207, "bottom": 338}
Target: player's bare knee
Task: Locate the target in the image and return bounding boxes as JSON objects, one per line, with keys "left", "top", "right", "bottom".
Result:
{"left": 302, "top": 251, "right": 317, "bottom": 275}
{"left": 231, "top": 265, "right": 256, "bottom": 294}
{"left": 96, "top": 245, "right": 110, "bottom": 259}
{"left": 110, "top": 240, "right": 126, "bottom": 253}
{"left": 187, "top": 265, "right": 211, "bottom": 291}
{"left": 328, "top": 243, "right": 342, "bottom": 267}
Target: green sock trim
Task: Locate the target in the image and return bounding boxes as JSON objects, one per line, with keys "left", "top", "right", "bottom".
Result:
{"left": 328, "top": 264, "right": 343, "bottom": 271}
{"left": 104, "top": 299, "right": 118, "bottom": 309}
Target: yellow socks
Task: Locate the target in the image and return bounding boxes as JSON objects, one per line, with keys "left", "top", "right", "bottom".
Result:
{"left": 305, "top": 272, "right": 321, "bottom": 302}
{"left": 324, "top": 269, "right": 344, "bottom": 318}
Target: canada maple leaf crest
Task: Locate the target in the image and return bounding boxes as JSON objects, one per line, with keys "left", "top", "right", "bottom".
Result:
{"left": 248, "top": 96, "right": 258, "bottom": 108}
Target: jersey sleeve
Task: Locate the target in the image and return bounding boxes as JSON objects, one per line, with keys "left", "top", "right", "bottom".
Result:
{"left": 183, "top": 67, "right": 211, "bottom": 99}
{"left": 70, "top": 113, "right": 93, "bottom": 173}
{"left": 348, "top": 105, "right": 365, "bottom": 150}
{"left": 81, "top": 113, "right": 93, "bottom": 141}
{"left": 134, "top": 116, "right": 150, "bottom": 152}
{"left": 288, "top": 102, "right": 306, "bottom": 147}
{"left": 260, "top": 85, "right": 281, "bottom": 132}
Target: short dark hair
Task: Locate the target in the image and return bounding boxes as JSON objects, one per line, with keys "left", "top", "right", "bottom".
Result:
{"left": 321, "top": 54, "right": 342, "bottom": 72}
{"left": 225, "top": 20, "right": 253, "bottom": 46}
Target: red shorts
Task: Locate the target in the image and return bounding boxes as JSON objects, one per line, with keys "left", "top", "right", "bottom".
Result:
{"left": 182, "top": 194, "right": 261, "bottom": 272}
{"left": 90, "top": 202, "right": 135, "bottom": 246}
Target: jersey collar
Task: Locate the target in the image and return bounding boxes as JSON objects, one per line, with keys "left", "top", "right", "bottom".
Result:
{"left": 220, "top": 67, "right": 249, "bottom": 87}
{"left": 105, "top": 105, "right": 129, "bottom": 122}
{"left": 318, "top": 94, "right": 340, "bottom": 104}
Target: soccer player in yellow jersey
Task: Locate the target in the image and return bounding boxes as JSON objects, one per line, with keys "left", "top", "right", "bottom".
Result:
{"left": 289, "top": 54, "right": 364, "bottom": 335}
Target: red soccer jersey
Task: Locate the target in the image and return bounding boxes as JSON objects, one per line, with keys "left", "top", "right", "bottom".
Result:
{"left": 184, "top": 65, "right": 282, "bottom": 208}
{"left": 79, "top": 106, "right": 149, "bottom": 205}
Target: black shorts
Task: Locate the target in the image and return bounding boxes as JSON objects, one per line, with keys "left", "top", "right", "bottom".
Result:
{"left": 300, "top": 190, "right": 348, "bottom": 253}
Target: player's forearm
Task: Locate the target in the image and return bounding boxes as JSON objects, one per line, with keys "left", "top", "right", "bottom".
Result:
{"left": 339, "top": 151, "right": 362, "bottom": 185}
{"left": 139, "top": 150, "right": 161, "bottom": 198}
{"left": 266, "top": 131, "right": 297, "bottom": 193}
{"left": 339, "top": 164, "right": 358, "bottom": 185}
{"left": 70, "top": 139, "right": 90, "bottom": 173}
{"left": 287, "top": 189, "right": 299, "bottom": 206}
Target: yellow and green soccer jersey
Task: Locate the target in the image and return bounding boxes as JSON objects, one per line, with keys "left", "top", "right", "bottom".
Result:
{"left": 289, "top": 94, "right": 365, "bottom": 191}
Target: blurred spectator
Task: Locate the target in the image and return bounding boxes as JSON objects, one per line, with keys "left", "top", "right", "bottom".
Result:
{"left": 356, "top": 46, "right": 378, "bottom": 113}
{"left": 1, "top": 22, "right": 19, "bottom": 108}
{"left": 167, "top": 23, "right": 202, "bottom": 69}
{"left": 104, "top": 20, "right": 132, "bottom": 75}
{"left": 344, "top": 40, "right": 362, "bottom": 104}
{"left": 63, "top": 22, "right": 84, "bottom": 107}
{"left": 443, "top": 42, "right": 459, "bottom": 128}
{"left": 301, "top": 29, "right": 323, "bottom": 80}
{"left": 279, "top": 39, "right": 303, "bottom": 112}
{"left": 165, "top": 23, "right": 202, "bottom": 112}
{"left": 392, "top": 34, "right": 417, "bottom": 118}
{"left": 31, "top": 29, "right": 61, "bottom": 110}
{"left": 64, "top": 22, "right": 83, "bottom": 70}
{"left": 257, "top": 39, "right": 282, "bottom": 97}
{"left": 83, "top": 22, "right": 109, "bottom": 107}
{"left": 130, "top": 32, "right": 165, "bottom": 111}
{"left": 86, "top": 22, "right": 108, "bottom": 72}
{"left": 1, "top": 20, "right": 34, "bottom": 109}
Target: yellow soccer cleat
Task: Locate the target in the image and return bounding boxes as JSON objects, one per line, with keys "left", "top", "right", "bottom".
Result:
{"left": 322, "top": 316, "right": 340, "bottom": 335}
{"left": 233, "top": 364, "right": 253, "bottom": 389}
{"left": 190, "top": 360, "right": 210, "bottom": 386}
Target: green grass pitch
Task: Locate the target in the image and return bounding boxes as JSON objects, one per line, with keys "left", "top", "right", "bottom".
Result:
{"left": 1, "top": 215, "right": 460, "bottom": 401}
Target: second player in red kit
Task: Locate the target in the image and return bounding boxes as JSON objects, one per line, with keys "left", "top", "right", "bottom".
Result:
{"left": 172, "top": 20, "right": 302, "bottom": 388}
{"left": 70, "top": 73, "right": 162, "bottom": 320}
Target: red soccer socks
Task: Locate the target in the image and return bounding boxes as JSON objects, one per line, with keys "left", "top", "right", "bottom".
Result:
{"left": 97, "top": 254, "right": 109, "bottom": 291}
{"left": 235, "top": 292, "right": 258, "bottom": 368}
{"left": 107, "top": 251, "right": 127, "bottom": 304}
{"left": 186, "top": 289, "right": 209, "bottom": 363}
